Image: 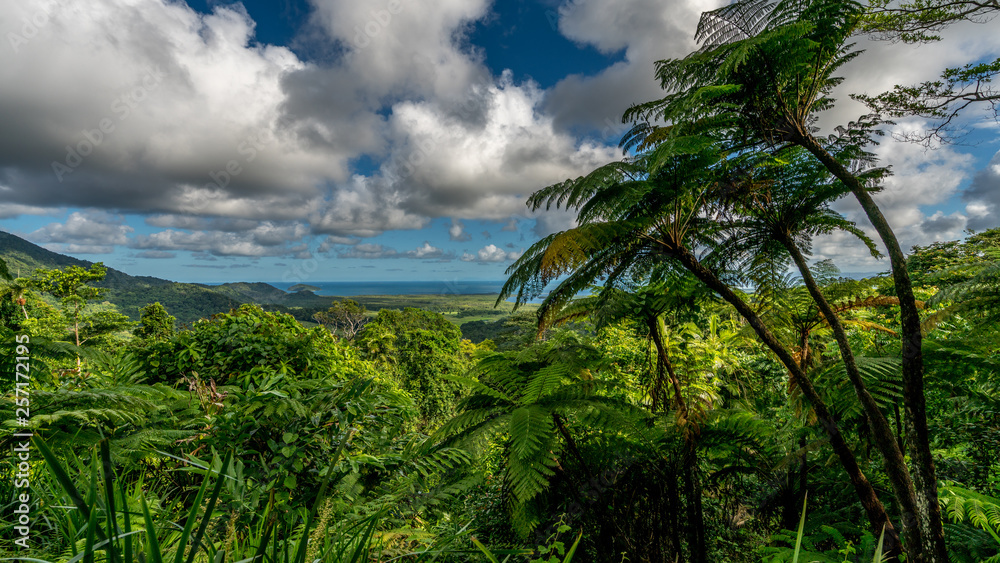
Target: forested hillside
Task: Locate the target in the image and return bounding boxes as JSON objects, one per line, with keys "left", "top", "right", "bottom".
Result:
{"left": 0, "top": 231, "right": 240, "bottom": 324}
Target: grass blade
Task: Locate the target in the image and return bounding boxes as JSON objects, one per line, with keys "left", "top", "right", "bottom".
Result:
{"left": 83, "top": 504, "right": 98, "bottom": 563}
{"left": 140, "top": 494, "right": 164, "bottom": 563}
{"left": 173, "top": 462, "right": 213, "bottom": 563}
{"left": 121, "top": 478, "right": 133, "bottom": 563}
{"left": 872, "top": 525, "right": 885, "bottom": 563}
{"left": 470, "top": 537, "right": 501, "bottom": 563}
{"left": 293, "top": 429, "right": 355, "bottom": 563}
{"left": 100, "top": 439, "right": 121, "bottom": 563}
{"left": 792, "top": 492, "right": 807, "bottom": 563}
{"left": 32, "top": 436, "right": 109, "bottom": 544}
{"left": 562, "top": 531, "right": 583, "bottom": 562}
{"left": 185, "top": 451, "right": 233, "bottom": 563}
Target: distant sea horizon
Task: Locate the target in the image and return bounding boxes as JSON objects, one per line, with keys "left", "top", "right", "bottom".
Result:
{"left": 262, "top": 280, "right": 512, "bottom": 297}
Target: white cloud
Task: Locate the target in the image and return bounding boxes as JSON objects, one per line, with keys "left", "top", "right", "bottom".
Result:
{"left": 0, "top": 203, "right": 61, "bottom": 220}
{"left": 821, "top": 123, "right": 976, "bottom": 269}
{"left": 130, "top": 222, "right": 310, "bottom": 257}
{"left": 461, "top": 243, "right": 521, "bottom": 263}
{"left": 335, "top": 240, "right": 453, "bottom": 260}
{"left": 134, "top": 250, "right": 176, "bottom": 259}
{"left": 1, "top": 0, "right": 996, "bottom": 265}
{"left": 30, "top": 210, "right": 134, "bottom": 254}
{"left": 544, "top": 0, "right": 723, "bottom": 132}
{"left": 449, "top": 218, "right": 472, "bottom": 241}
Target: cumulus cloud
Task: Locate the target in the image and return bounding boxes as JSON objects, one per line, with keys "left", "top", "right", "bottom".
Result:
{"left": 0, "top": 0, "right": 349, "bottom": 222}
{"left": 408, "top": 241, "right": 451, "bottom": 259}
{"left": 307, "top": 72, "right": 619, "bottom": 236}
{"left": 820, "top": 124, "right": 976, "bottom": 269}
{"left": 30, "top": 210, "right": 134, "bottom": 254}
{"left": 449, "top": 219, "right": 472, "bottom": 241}
{"left": 461, "top": 243, "right": 522, "bottom": 263}
{"left": 0, "top": 0, "right": 622, "bottom": 243}
{"left": 0, "top": 201, "right": 60, "bottom": 220}
{"left": 316, "top": 234, "right": 361, "bottom": 253}
{"left": 130, "top": 222, "right": 310, "bottom": 257}
{"left": 2, "top": 0, "right": 997, "bottom": 266}
{"left": 921, "top": 211, "right": 967, "bottom": 237}
{"left": 542, "top": 0, "right": 722, "bottom": 134}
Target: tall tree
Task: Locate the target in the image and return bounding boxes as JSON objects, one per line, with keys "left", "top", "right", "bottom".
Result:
{"left": 715, "top": 151, "right": 927, "bottom": 553}
{"left": 134, "top": 302, "right": 176, "bottom": 341}
{"left": 0, "top": 259, "right": 28, "bottom": 328}
{"left": 620, "top": 0, "right": 947, "bottom": 557}
{"left": 499, "top": 147, "right": 905, "bottom": 557}
{"left": 26, "top": 263, "right": 130, "bottom": 371}
{"left": 313, "top": 299, "right": 368, "bottom": 341}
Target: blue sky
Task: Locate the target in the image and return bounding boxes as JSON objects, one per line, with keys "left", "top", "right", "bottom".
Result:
{"left": 1, "top": 0, "right": 998, "bottom": 283}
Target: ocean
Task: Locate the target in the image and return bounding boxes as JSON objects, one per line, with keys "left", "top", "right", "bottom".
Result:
{"left": 266, "top": 280, "right": 511, "bottom": 297}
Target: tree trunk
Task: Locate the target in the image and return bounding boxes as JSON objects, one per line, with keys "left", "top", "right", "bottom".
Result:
{"left": 667, "top": 242, "right": 904, "bottom": 556}
{"left": 783, "top": 233, "right": 919, "bottom": 558}
{"left": 649, "top": 317, "right": 688, "bottom": 417}
{"left": 682, "top": 440, "right": 708, "bottom": 563}
{"left": 666, "top": 465, "right": 684, "bottom": 560}
{"left": 798, "top": 133, "right": 947, "bottom": 563}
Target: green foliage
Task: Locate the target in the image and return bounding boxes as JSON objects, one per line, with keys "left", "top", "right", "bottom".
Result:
{"left": 136, "top": 303, "right": 373, "bottom": 385}
{"left": 437, "top": 332, "right": 638, "bottom": 536}
{"left": 862, "top": 0, "right": 1000, "bottom": 42}
{"left": 28, "top": 263, "right": 108, "bottom": 302}
{"left": 760, "top": 496, "right": 889, "bottom": 562}
{"left": 357, "top": 308, "right": 470, "bottom": 427}
{"left": 940, "top": 484, "right": 1000, "bottom": 546}
{"left": 134, "top": 302, "right": 176, "bottom": 341}
{"left": 907, "top": 227, "right": 1000, "bottom": 288}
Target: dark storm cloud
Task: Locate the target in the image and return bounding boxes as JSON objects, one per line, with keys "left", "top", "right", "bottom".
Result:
{"left": 964, "top": 150, "right": 1000, "bottom": 231}
{"left": 920, "top": 212, "right": 966, "bottom": 236}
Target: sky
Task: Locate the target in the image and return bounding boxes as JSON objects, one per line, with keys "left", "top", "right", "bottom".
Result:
{"left": 0, "top": 0, "right": 998, "bottom": 284}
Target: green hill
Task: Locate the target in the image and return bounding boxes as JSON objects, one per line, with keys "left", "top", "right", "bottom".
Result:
{"left": 0, "top": 231, "right": 523, "bottom": 327}
{"left": 0, "top": 231, "right": 240, "bottom": 324}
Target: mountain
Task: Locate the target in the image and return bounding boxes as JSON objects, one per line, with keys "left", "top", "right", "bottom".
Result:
{"left": 0, "top": 230, "right": 241, "bottom": 324}
{"left": 0, "top": 231, "right": 516, "bottom": 327}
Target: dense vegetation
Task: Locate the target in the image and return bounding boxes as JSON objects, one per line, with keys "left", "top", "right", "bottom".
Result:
{"left": 3, "top": 0, "right": 1000, "bottom": 560}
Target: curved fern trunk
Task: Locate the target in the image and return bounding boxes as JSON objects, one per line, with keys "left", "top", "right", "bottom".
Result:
{"left": 667, "top": 243, "right": 904, "bottom": 557}
{"left": 782, "top": 233, "right": 920, "bottom": 557}
{"left": 648, "top": 317, "right": 688, "bottom": 417}
{"left": 797, "top": 133, "right": 948, "bottom": 563}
